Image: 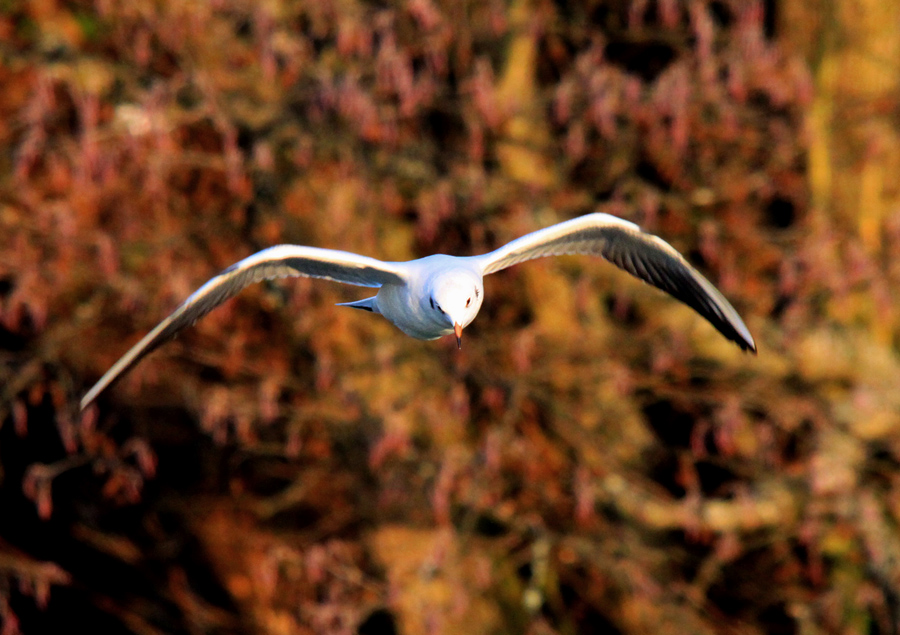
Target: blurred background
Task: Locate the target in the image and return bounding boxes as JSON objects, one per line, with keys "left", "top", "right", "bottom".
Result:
{"left": 2, "top": 0, "right": 900, "bottom": 633}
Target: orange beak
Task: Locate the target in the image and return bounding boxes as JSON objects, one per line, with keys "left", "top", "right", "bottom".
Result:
{"left": 454, "top": 323, "right": 462, "bottom": 349}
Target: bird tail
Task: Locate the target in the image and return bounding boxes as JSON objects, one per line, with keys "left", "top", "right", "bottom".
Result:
{"left": 336, "top": 296, "right": 378, "bottom": 313}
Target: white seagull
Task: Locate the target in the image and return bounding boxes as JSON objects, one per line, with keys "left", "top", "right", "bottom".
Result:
{"left": 80, "top": 213, "right": 755, "bottom": 409}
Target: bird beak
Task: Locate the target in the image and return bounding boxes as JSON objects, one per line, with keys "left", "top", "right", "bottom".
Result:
{"left": 454, "top": 322, "right": 463, "bottom": 349}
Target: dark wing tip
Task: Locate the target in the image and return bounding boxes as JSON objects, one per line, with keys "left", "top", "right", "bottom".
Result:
{"left": 741, "top": 334, "right": 758, "bottom": 354}
{"left": 603, "top": 227, "right": 757, "bottom": 353}
{"left": 729, "top": 329, "right": 757, "bottom": 354}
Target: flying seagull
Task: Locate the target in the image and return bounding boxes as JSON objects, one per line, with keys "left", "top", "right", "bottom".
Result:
{"left": 80, "top": 213, "right": 755, "bottom": 409}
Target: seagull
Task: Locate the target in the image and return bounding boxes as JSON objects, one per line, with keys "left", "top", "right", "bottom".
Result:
{"left": 80, "top": 213, "right": 755, "bottom": 410}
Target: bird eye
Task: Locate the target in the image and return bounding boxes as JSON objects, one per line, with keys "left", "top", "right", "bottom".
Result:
{"left": 466, "top": 297, "right": 471, "bottom": 307}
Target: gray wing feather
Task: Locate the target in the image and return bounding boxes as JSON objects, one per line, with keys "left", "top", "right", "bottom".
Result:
{"left": 474, "top": 213, "right": 756, "bottom": 353}
{"left": 80, "top": 246, "right": 406, "bottom": 409}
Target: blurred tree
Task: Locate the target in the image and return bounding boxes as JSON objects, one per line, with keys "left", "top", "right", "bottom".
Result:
{"left": 1, "top": 1, "right": 900, "bottom": 634}
{"left": 784, "top": 0, "right": 900, "bottom": 343}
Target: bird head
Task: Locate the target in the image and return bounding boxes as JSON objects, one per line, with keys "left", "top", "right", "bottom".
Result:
{"left": 429, "top": 271, "right": 484, "bottom": 347}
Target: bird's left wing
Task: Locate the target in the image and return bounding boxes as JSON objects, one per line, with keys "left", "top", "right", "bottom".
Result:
{"left": 473, "top": 213, "right": 756, "bottom": 352}
{"left": 80, "top": 246, "right": 407, "bottom": 409}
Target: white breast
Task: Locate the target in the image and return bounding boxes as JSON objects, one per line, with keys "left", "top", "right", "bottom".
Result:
{"left": 375, "top": 283, "right": 450, "bottom": 340}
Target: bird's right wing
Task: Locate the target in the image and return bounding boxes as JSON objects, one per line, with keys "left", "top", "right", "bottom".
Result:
{"left": 80, "top": 246, "right": 407, "bottom": 410}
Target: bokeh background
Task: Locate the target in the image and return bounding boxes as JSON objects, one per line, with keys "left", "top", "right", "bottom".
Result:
{"left": 2, "top": 0, "right": 900, "bottom": 633}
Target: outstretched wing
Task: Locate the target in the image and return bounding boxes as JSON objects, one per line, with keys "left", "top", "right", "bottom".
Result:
{"left": 473, "top": 213, "right": 756, "bottom": 352}
{"left": 81, "top": 246, "right": 407, "bottom": 409}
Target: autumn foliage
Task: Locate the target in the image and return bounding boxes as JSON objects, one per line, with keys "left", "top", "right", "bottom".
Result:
{"left": 1, "top": 1, "right": 899, "bottom": 634}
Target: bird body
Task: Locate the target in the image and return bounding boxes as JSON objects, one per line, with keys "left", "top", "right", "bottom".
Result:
{"left": 337, "top": 255, "right": 483, "bottom": 340}
{"left": 377, "top": 255, "right": 484, "bottom": 339}
{"left": 80, "top": 213, "right": 756, "bottom": 410}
